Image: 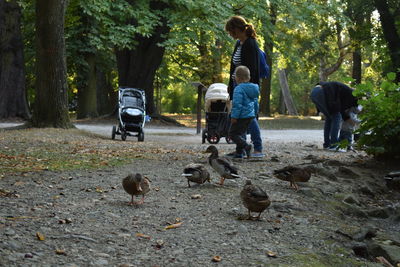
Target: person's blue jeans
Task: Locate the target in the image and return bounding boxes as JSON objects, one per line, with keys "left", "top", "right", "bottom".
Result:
{"left": 339, "top": 130, "right": 353, "bottom": 145}
{"left": 311, "top": 86, "right": 342, "bottom": 148}
{"left": 242, "top": 118, "right": 262, "bottom": 152}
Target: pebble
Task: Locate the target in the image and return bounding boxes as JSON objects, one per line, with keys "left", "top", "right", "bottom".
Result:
{"left": 93, "top": 259, "right": 109, "bottom": 265}
{"left": 4, "top": 229, "right": 16, "bottom": 236}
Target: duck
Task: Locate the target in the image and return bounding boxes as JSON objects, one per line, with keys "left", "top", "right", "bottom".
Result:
{"left": 273, "top": 165, "right": 314, "bottom": 190}
{"left": 240, "top": 180, "right": 271, "bottom": 220}
{"left": 181, "top": 163, "right": 211, "bottom": 187}
{"left": 122, "top": 173, "right": 150, "bottom": 205}
{"left": 205, "top": 145, "right": 241, "bottom": 185}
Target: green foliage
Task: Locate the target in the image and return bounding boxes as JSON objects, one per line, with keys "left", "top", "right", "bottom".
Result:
{"left": 353, "top": 73, "right": 400, "bottom": 158}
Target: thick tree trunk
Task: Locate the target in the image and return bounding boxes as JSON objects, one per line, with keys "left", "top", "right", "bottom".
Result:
{"left": 115, "top": 2, "right": 170, "bottom": 115}
{"left": 0, "top": 0, "right": 30, "bottom": 119}
{"left": 96, "top": 69, "right": 115, "bottom": 116}
{"left": 30, "top": 0, "right": 72, "bottom": 128}
{"left": 278, "top": 69, "right": 298, "bottom": 115}
{"left": 259, "top": 2, "right": 277, "bottom": 116}
{"left": 352, "top": 48, "right": 362, "bottom": 84}
{"left": 374, "top": 0, "right": 400, "bottom": 83}
{"left": 77, "top": 53, "right": 98, "bottom": 119}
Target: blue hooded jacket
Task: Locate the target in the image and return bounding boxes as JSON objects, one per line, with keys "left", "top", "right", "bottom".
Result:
{"left": 231, "top": 82, "right": 259, "bottom": 119}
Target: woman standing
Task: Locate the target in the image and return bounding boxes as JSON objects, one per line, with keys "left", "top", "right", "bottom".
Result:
{"left": 225, "top": 16, "right": 264, "bottom": 157}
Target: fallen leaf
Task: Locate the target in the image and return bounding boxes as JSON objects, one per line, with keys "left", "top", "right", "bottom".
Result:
{"left": 135, "top": 233, "right": 151, "bottom": 239}
{"left": 36, "top": 232, "right": 45, "bottom": 241}
{"left": 191, "top": 194, "right": 202, "bottom": 199}
{"left": 55, "top": 249, "right": 66, "bottom": 255}
{"left": 14, "top": 181, "right": 25, "bottom": 186}
{"left": 212, "top": 256, "right": 222, "bottom": 262}
{"left": 95, "top": 187, "right": 103, "bottom": 193}
{"left": 266, "top": 250, "right": 277, "bottom": 257}
{"left": 165, "top": 222, "right": 182, "bottom": 230}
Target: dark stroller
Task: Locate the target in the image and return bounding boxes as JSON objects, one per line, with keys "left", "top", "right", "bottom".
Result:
{"left": 201, "top": 83, "right": 233, "bottom": 144}
{"left": 111, "top": 87, "right": 146, "bottom": 141}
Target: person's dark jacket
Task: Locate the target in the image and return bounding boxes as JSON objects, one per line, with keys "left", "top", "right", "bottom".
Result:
{"left": 228, "top": 38, "right": 260, "bottom": 99}
{"left": 319, "top": 81, "right": 358, "bottom": 120}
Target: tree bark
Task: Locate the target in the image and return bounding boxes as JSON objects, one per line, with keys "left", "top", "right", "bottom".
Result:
{"left": 0, "top": 0, "right": 30, "bottom": 119}
{"left": 374, "top": 0, "right": 400, "bottom": 82}
{"left": 115, "top": 1, "right": 170, "bottom": 115}
{"left": 96, "top": 69, "right": 115, "bottom": 116}
{"left": 278, "top": 69, "right": 298, "bottom": 115}
{"left": 319, "top": 23, "right": 348, "bottom": 81}
{"left": 77, "top": 53, "right": 98, "bottom": 119}
{"left": 30, "top": 0, "right": 72, "bottom": 128}
{"left": 259, "top": 2, "right": 277, "bottom": 116}
{"left": 352, "top": 48, "right": 362, "bottom": 84}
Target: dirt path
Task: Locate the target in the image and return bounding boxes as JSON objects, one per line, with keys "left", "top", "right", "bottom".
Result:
{"left": 0, "top": 124, "right": 399, "bottom": 266}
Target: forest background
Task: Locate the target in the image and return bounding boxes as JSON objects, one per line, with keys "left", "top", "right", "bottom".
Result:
{"left": 0, "top": 0, "right": 399, "bottom": 156}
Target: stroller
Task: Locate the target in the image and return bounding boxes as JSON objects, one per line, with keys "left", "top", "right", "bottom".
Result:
{"left": 201, "top": 83, "right": 233, "bottom": 144}
{"left": 111, "top": 87, "right": 146, "bottom": 142}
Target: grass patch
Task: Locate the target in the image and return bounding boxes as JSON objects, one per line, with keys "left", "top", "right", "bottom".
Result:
{"left": 0, "top": 128, "right": 150, "bottom": 176}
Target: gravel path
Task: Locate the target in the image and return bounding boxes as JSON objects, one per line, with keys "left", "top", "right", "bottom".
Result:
{"left": 1, "top": 123, "right": 399, "bottom": 266}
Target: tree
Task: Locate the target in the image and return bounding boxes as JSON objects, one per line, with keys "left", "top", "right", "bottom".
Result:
{"left": 374, "top": 0, "right": 400, "bottom": 83}
{"left": 0, "top": 0, "right": 30, "bottom": 119}
{"left": 30, "top": 0, "right": 72, "bottom": 128}
{"left": 116, "top": 1, "right": 170, "bottom": 115}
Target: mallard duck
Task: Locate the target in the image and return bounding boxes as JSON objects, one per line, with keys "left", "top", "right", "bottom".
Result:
{"left": 181, "top": 163, "right": 211, "bottom": 187}
{"left": 205, "top": 145, "right": 240, "bottom": 185}
{"left": 273, "top": 165, "right": 314, "bottom": 190}
{"left": 240, "top": 180, "right": 271, "bottom": 220}
{"left": 122, "top": 173, "right": 150, "bottom": 205}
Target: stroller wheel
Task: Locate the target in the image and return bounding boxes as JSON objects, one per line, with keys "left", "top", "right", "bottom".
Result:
{"left": 138, "top": 130, "right": 144, "bottom": 142}
{"left": 201, "top": 129, "right": 207, "bottom": 144}
{"left": 225, "top": 136, "right": 234, "bottom": 144}
{"left": 207, "top": 134, "right": 220, "bottom": 144}
{"left": 111, "top": 126, "right": 116, "bottom": 140}
{"left": 121, "top": 131, "right": 127, "bottom": 141}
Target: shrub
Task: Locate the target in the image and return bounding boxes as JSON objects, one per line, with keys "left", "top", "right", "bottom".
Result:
{"left": 353, "top": 73, "right": 400, "bottom": 159}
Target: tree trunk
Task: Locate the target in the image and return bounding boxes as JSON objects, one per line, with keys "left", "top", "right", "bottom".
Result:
{"left": 352, "top": 48, "right": 362, "bottom": 84}
{"left": 259, "top": 2, "right": 277, "bottom": 116}
{"left": 319, "top": 23, "right": 348, "bottom": 81}
{"left": 115, "top": 2, "right": 170, "bottom": 115}
{"left": 278, "top": 69, "right": 298, "bottom": 115}
{"left": 77, "top": 53, "right": 98, "bottom": 119}
{"left": 30, "top": 0, "right": 72, "bottom": 128}
{"left": 96, "top": 69, "right": 115, "bottom": 116}
{"left": 374, "top": 0, "right": 400, "bottom": 83}
{"left": 0, "top": 0, "right": 30, "bottom": 119}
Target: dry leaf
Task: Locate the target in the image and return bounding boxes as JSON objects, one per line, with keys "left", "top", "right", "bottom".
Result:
{"left": 135, "top": 233, "right": 151, "bottom": 239}
{"left": 95, "top": 187, "right": 103, "bottom": 193}
{"left": 55, "top": 249, "right": 66, "bottom": 255}
{"left": 191, "top": 194, "right": 202, "bottom": 199}
{"left": 36, "top": 232, "right": 45, "bottom": 241}
{"left": 165, "top": 222, "right": 182, "bottom": 230}
{"left": 212, "top": 256, "right": 222, "bottom": 262}
{"left": 266, "top": 250, "right": 277, "bottom": 257}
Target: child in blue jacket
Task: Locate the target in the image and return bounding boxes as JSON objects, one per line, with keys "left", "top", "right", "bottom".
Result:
{"left": 229, "top": 66, "right": 260, "bottom": 158}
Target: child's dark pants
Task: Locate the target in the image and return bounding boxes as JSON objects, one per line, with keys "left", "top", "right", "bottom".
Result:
{"left": 229, "top": 117, "right": 253, "bottom": 154}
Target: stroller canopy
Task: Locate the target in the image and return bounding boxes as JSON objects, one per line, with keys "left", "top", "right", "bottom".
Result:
{"left": 205, "top": 83, "right": 231, "bottom": 112}
{"left": 120, "top": 88, "right": 145, "bottom": 110}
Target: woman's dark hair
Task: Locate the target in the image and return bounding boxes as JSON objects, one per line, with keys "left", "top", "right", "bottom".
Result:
{"left": 225, "top": 16, "right": 257, "bottom": 39}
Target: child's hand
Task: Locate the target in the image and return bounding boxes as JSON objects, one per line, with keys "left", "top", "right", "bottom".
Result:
{"left": 231, "top": 118, "right": 237, "bottom": 124}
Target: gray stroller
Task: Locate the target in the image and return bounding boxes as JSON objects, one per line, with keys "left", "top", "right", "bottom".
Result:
{"left": 111, "top": 87, "right": 146, "bottom": 141}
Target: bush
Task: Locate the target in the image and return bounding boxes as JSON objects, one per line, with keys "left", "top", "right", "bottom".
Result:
{"left": 353, "top": 73, "right": 400, "bottom": 158}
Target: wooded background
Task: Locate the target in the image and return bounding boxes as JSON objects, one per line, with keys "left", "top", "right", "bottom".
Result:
{"left": 0, "top": 0, "right": 399, "bottom": 127}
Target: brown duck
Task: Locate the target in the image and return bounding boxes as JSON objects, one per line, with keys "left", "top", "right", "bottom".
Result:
{"left": 273, "top": 165, "right": 314, "bottom": 190}
{"left": 122, "top": 173, "right": 150, "bottom": 205}
{"left": 181, "top": 163, "right": 211, "bottom": 187}
{"left": 205, "top": 145, "right": 240, "bottom": 185}
{"left": 240, "top": 180, "right": 271, "bottom": 220}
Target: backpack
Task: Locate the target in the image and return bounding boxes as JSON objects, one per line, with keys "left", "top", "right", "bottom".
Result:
{"left": 259, "top": 49, "right": 270, "bottom": 78}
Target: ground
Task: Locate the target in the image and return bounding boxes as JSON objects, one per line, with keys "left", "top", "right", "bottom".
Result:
{"left": 0, "top": 118, "right": 399, "bottom": 267}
